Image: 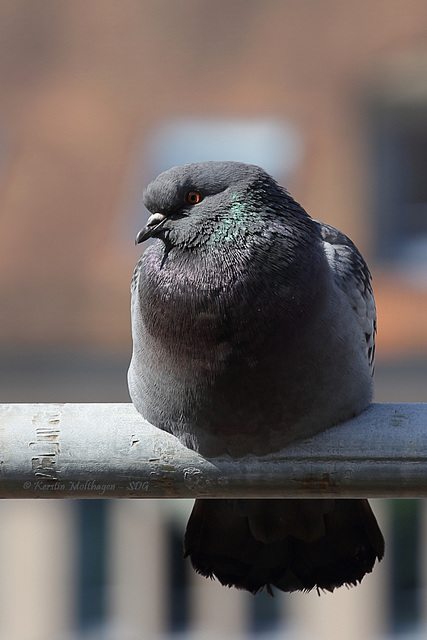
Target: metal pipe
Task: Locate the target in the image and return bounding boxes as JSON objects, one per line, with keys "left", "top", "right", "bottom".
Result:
{"left": 0, "top": 403, "right": 425, "bottom": 498}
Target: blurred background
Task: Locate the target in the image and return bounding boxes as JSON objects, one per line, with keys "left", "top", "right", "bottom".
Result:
{"left": 0, "top": 1, "right": 427, "bottom": 638}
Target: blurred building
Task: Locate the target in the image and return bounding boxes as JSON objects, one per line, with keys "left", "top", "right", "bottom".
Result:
{"left": 0, "top": 1, "right": 427, "bottom": 638}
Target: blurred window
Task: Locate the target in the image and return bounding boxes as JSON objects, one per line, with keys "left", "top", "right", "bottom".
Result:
{"left": 146, "top": 117, "right": 303, "bottom": 182}
{"left": 371, "top": 102, "right": 427, "bottom": 279}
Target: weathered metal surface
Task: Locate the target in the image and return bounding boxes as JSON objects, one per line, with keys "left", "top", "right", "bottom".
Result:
{"left": 0, "top": 403, "right": 425, "bottom": 498}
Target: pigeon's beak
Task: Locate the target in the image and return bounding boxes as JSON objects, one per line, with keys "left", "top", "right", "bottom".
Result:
{"left": 135, "top": 213, "right": 167, "bottom": 244}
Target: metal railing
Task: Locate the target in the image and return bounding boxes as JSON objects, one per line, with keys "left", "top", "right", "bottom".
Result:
{"left": 1, "top": 402, "right": 426, "bottom": 499}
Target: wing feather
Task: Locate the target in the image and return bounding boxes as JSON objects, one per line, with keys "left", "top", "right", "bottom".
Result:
{"left": 317, "top": 222, "right": 376, "bottom": 375}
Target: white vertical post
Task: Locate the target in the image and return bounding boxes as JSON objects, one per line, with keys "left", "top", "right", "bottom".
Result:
{"left": 0, "top": 500, "right": 75, "bottom": 640}
{"left": 189, "top": 569, "right": 249, "bottom": 639}
{"left": 285, "top": 500, "right": 390, "bottom": 640}
{"left": 108, "top": 500, "right": 167, "bottom": 639}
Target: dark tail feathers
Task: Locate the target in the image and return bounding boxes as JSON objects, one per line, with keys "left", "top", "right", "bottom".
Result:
{"left": 184, "top": 498, "right": 384, "bottom": 594}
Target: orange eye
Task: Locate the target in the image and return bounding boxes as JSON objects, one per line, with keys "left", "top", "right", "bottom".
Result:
{"left": 185, "top": 190, "right": 202, "bottom": 205}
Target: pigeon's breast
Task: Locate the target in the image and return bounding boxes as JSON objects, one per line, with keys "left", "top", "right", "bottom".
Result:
{"left": 129, "top": 238, "right": 373, "bottom": 456}
{"left": 134, "top": 238, "right": 331, "bottom": 375}
{"left": 138, "top": 243, "right": 265, "bottom": 354}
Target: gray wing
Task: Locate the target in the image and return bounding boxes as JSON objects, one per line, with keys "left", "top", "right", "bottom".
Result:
{"left": 317, "top": 221, "right": 376, "bottom": 375}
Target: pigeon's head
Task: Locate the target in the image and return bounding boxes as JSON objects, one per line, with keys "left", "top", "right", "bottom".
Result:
{"left": 136, "top": 161, "right": 294, "bottom": 248}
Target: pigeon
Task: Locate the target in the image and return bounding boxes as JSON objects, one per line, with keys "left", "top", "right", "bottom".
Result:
{"left": 128, "top": 161, "right": 384, "bottom": 594}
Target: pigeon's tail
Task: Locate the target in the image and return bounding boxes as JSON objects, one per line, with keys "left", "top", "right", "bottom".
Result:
{"left": 184, "top": 498, "right": 384, "bottom": 594}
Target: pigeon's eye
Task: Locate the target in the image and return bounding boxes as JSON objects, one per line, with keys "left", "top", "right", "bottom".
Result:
{"left": 185, "top": 190, "right": 202, "bottom": 205}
